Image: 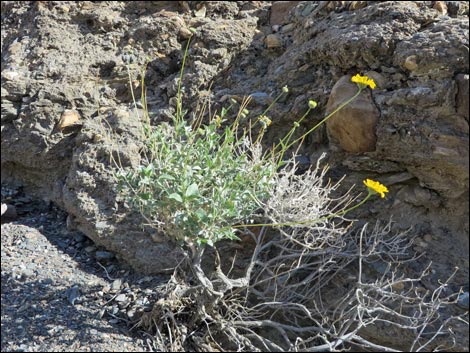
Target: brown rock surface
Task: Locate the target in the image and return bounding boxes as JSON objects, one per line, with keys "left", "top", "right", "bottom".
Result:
{"left": 270, "top": 1, "right": 300, "bottom": 25}
{"left": 325, "top": 75, "right": 379, "bottom": 152}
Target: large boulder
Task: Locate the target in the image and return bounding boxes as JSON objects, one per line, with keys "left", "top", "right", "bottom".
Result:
{"left": 325, "top": 74, "right": 380, "bottom": 152}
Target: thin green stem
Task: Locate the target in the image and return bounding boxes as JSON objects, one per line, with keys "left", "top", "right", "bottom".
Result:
{"left": 176, "top": 34, "right": 194, "bottom": 124}
{"left": 258, "top": 90, "right": 287, "bottom": 120}
{"left": 283, "top": 88, "right": 363, "bottom": 153}
{"left": 273, "top": 107, "right": 313, "bottom": 167}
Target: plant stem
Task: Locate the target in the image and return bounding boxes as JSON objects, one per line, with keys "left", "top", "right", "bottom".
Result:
{"left": 176, "top": 34, "right": 194, "bottom": 124}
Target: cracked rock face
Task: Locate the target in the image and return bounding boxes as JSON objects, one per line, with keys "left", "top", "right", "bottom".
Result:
{"left": 1, "top": 0, "right": 468, "bottom": 293}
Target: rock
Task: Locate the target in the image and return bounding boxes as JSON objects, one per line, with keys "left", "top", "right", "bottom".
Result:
{"left": 447, "top": 1, "right": 462, "bottom": 16}
{"left": 95, "top": 251, "right": 115, "bottom": 260}
{"left": 265, "top": 34, "right": 282, "bottom": 49}
{"left": 178, "top": 26, "right": 193, "bottom": 39}
{"left": 349, "top": 1, "right": 368, "bottom": 11}
{"left": 403, "top": 55, "right": 418, "bottom": 71}
{"left": 65, "top": 285, "right": 80, "bottom": 305}
{"left": 325, "top": 75, "right": 379, "bottom": 152}
{"left": 457, "top": 292, "right": 469, "bottom": 310}
{"left": 114, "top": 294, "right": 127, "bottom": 302}
{"left": 456, "top": 73, "right": 469, "bottom": 121}
{"left": 2, "top": 203, "right": 8, "bottom": 216}
{"left": 270, "top": 1, "right": 300, "bottom": 26}
{"left": 111, "top": 279, "right": 122, "bottom": 292}
{"left": 194, "top": 6, "right": 206, "bottom": 18}
{"left": 51, "top": 109, "right": 81, "bottom": 134}
{"left": 395, "top": 185, "right": 440, "bottom": 208}
{"left": 1, "top": 203, "right": 17, "bottom": 223}
{"left": 432, "top": 1, "right": 448, "bottom": 15}
{"left": 84, "top": 246, "right": 97, "bottom": 253}
{"left": 281, "top": 23, "right": 295, "bottom": 33}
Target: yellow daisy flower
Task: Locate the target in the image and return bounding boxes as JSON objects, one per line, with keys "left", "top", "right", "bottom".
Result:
{"left": 351, "top": 74, "right": 376, "bottom": 90}
{"left": 363, "top": 179, "right": 389, "bottom": 198}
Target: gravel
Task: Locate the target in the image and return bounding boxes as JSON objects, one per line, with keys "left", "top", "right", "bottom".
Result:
{"left": 1, "top": 186, "right": 168, "bottom": 352}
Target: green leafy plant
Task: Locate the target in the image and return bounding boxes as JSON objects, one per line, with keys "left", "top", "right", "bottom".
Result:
{"left": 117, "top": 110, "right": 275, "bottom": 248}
{"left": 115, "top": 30, "right": 378, "bottom": 254}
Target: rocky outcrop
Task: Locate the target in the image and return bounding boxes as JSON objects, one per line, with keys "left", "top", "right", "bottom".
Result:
{"left": 1, "top": 0, "right": 468, "bottom": 288}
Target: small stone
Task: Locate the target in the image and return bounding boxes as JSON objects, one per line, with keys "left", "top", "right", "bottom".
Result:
{"left": 92, "top": 133, "right": 104, "bottom": 143}
{"left": 73, "top": 233, "right": 86, "bottom": 243}
{"left": 95, "top": 250, "right": 115, "bottom": 260}
{"left": 300, "top": 2, "right": 316, "bottom": 17}
{"left": 349, "top": 1, "right": 368, "bottom": 10}
{"left": 414, "top": 238, "right": 428, "bottom": 248}
{"left": 111, "top": 279, "right": 122, "bottom": 292}
{"left": 115, "top": 294, "right": 127, "bottom": 302}
{"left": 456, "top": 73, "right": 469, "bottom": 121}
{"left": 65, "top": 286, "right": 80, "bottom": 305}
{"left": 392, "top": 281, "right": 405, "bottom": 292}
{"left": 97, "top": 308, "right": 106, "bottom": 319}
{"left": 1, "top": 203, "right": 17, "bottom": 223}
{"left": 265, "top": 34, "right": 282, "bottom": 49}
{"left": 179, "top": 27, "right": 193, "bottom": 39}
{"left": 457, "top": 292, "right": 469, "bottom": 309}
{"left": 432, "top": 1, "right": 447, "bottom": 15}
{"left": 281, "top": 23, "right": 295, "bottom": 33}
{"left": 194, "top": 6, "right": 206, "bottom": 18}
{"left": 127, "top": 307, "right": 137, "bottom": 319}
{"left": 404, "top": 55, "right": 418, "bottom": 71}
{"left": 84, "top": 245, "right": 96, "bottom": 253}
{"left": 53, "top": 109, "right": 81, "bottom": 133}
{"left": 423, "top": 234, "right": 433, "bottom": 242}
{"left": 57, "top": 4, "right": 70, "bottom": 14}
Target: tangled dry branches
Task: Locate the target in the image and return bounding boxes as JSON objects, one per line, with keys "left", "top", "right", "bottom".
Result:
{"left": 134, "top": 159, "right": 465, "bottom": 352}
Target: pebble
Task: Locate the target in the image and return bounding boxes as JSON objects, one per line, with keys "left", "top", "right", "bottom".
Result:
{"left": 281, "top": 23, "right": 295, "bottom": 33}
{"left": 65, "top": 285, "right": 80, "bottom": 305}
{"left": 115, "top": 294, "right": 127, "bottom": 302}
{"left": 84, "top": 245, "right": 97, "bottom": 253}
{"left": 265, "top": 34, "right": 282, "bottom": 49}
{"left": 457, "top": 292, "right": 469, "bottom": 310}
{"left": 95, "top": 250, "right": 115, "bottom": 260}
{"left": 1, "top": 203, "right": 18, "bottom": 223}
{"left": 111, "top": 279, "right": 122, "bottom": 292}
{"left": 73, "top": 233, "right": 86, "bottom": 242}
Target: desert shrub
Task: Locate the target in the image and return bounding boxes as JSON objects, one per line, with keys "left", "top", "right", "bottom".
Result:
{"left": 111, "top": 32, "right": 464, "bottom": 352}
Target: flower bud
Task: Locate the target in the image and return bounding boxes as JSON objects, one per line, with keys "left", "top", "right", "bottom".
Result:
{"left": 308, "top": 100, "right": 318, "bottom": 109}
{"left": 282, "top": 86, "right": 289, "bottom": 93}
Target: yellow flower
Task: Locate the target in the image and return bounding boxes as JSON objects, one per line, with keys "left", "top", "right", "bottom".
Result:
{"left": 363, "top": 179, "right": 389, "bottom": 198}
{"left": 259, "top": 115, "right": 272, "bottom": 128}
{"left": 351, "top": 74, "right": 376, "bottom": 90}
{"left": 214, "top": 115, "right": 222, "bottom": 127}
